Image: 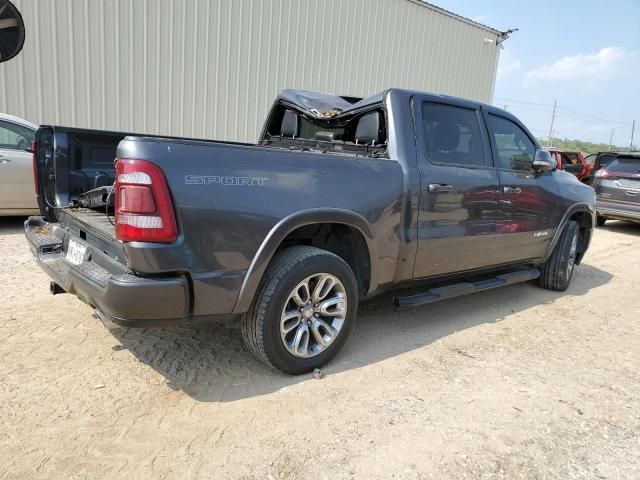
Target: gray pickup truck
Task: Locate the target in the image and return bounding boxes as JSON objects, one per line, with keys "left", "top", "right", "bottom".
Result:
{"left": 26, "top": 89, "right": 595, "bottom": 374}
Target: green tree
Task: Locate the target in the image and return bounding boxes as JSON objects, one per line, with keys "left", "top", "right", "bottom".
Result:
{"left": 537, "top": 137, "right": 635, "bottom": 155}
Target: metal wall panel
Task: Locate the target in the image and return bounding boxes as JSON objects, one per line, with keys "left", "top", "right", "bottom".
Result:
{"left": 0, "top": 0, "right": 500, "bottom": 143}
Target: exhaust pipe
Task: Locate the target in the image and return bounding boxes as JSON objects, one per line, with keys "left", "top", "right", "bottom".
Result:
{"left": 50, "top": 281, "right": 66, "bottom": 295}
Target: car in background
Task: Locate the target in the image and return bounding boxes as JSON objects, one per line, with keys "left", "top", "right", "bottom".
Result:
{"left": 583, "top": 151, "right": 619, "bottom": 185}
{"left": 547, "top": 148, "right": 591, "bottom": 183}
{"left": 592, "top": 152, "right": 640, "bottom": 226}
{"left": 0, "top": 113, "right": 39, "bottom": 216}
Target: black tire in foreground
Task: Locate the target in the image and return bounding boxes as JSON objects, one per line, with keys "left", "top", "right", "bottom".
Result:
{"left": 596, "top": 215, "right": 607, "bottom": 227}
{"left": 539, "top": 220, "right": 580, "bottom": 292}
{"left": 241, "top": 246, "right": 358, "bottom": 374}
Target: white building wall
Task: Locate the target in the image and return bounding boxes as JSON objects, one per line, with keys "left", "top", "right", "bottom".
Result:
{"left": 0, "top": 0, "right": 501, "bottom": 143}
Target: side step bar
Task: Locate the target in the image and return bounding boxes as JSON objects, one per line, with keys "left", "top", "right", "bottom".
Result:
{"left": 393, "top": 269, "right": 540, "bottom": 308}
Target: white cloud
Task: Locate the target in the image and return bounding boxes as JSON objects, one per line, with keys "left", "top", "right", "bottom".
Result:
{"left": 524, "top": 47, "right": 633, "bottom": 84}
{"left": 497, "top": 48, "right": 521, "bottom": 80}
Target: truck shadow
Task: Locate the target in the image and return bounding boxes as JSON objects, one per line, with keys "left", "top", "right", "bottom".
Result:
{"left": 597, "top": 220, "right": 640, "bottom": 236}
{"left": 110, "top": 262, "right": 612, "bottom": 402}
{"left": 0, "top": 217, "right": 28, "bottom": 236}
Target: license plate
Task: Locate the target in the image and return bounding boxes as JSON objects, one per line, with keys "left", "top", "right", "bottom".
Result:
{"left": 66, "top": 239, "right": 87, "bottom": 265}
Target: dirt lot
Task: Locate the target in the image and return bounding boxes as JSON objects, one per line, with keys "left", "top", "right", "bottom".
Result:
{"left": 1, "top": 216, "right": 639, "bottom": 479}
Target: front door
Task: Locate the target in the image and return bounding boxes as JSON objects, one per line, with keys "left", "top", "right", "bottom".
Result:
{"left": 484, "top": 113, "right": 559, "bottom": 264}
{"left": 0, "top": 120, "right": 37, "bottom": 210}
{"left": 413, "top": 99, "right": 499, "bottom": 278}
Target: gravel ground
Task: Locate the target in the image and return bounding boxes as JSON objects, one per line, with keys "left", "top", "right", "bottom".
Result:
{"left": 1, "top": 216, "right": 639, "bottom": 479}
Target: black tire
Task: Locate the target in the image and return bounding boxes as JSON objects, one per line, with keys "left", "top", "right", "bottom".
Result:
{"left": 539, "top": 220, "right": 580, "bottom": 291}
{"left": 596, "top": 215, "right": 607, "bottom": 227}
{"left": 241, "top": 246, "right": 358, "bottom": 374}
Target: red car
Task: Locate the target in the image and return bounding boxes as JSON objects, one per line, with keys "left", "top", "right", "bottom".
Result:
{"left": 546, "top": 148, "right": 591, "bottom": 183}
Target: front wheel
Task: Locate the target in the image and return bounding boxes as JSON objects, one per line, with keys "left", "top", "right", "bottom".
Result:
{"left": 539, "top": 220, "right": 580, "bottom": 291}
{"left": 596, "top": 215, "right": 607, "bottom": 227}
{"left": 241, "top": 246, "right": 358, "bottom": 374}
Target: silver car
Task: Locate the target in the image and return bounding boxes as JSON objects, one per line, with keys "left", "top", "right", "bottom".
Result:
{"left": 593, "top": 152, "right": 640, "bottom": 226}
{"left": 0, "top": 113, "right": 39, "bottom": 216}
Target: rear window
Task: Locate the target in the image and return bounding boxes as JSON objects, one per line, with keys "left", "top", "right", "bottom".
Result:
{"left": 299, "top": 118, "right": 345, "bottom": 140}
{"left": 599, "top": 154, "right": 617, "bottom": 167}
{"left": 421, "top": 102, "right": 486, "bottom": 167}
{"left": 606, "top": 157, "right": 640, "bottom": 174}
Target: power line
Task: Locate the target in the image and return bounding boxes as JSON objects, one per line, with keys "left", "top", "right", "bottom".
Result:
{"left": 555, "top": 107, "right": 631, "bottom": 127}
{"left": 493, "top": 96, "right": 632, "bottom": 127}
{"left": 528, "top": 126, "right": 549, "bottom": 133}
{"left": 493, "top": 103, "right": 554, "bottom": 114}
{"left": 496, "top": 103, "right": 633, "bottom": 134}
{"left": 495, "top": 87, "right": 554, "bottom": 101}
{"left": 494, "top": 96, "right": 554, "bottom": 107}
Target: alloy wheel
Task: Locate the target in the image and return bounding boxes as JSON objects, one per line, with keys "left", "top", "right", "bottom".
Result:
{"left": 280, "top": 273, "right": 347, "bottom": 358}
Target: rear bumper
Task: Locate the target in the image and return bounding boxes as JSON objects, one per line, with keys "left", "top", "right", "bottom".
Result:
{"left": 596, "top": 200, "right": 640, "bottom": 223}
{"left": 25, "top": 216, "right": 189, "bottom": 327}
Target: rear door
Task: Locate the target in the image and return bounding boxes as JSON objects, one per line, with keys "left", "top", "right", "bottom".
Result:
{"left": 485, "top": 112, "right": 559, "bottom": 264}
{"left": 413, "top": 98, "right": 499, "bottom": 278}
{"left": 0, "top": 120, "right": 37, "bottom": 210}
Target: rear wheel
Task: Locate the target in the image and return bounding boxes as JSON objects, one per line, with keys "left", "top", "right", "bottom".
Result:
{"left": 539, "top": 220, "right": 580, "bottom": 291}
{"left": 241, "top": 246, "right": 358, "bottom": 374}
{"left": 596, "top": 215, "right": 607, "bottom": 227}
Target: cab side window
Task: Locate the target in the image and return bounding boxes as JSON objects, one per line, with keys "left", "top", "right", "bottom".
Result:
{"left": 0, "top": 121, "right": 34, "bottom": 151}
{"left": 487, "top": 114, "right": 535, "bottom": 171}
{"left": 422, "top": 102, "right": 486, "bottom": 167}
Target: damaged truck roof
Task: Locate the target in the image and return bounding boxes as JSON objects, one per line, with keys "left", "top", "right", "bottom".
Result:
{"left": 276, "top": 89, "right": 386, "bottom": 120}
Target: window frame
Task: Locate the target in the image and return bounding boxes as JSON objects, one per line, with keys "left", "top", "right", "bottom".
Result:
{"left": 0, "top": 120, "right": 35, "bottom": 151}
{"left": 482, "top": 110, "right": 539, "bottom": 173}
{"left": 415, "top": 97, "right": 492, "bottom": 169}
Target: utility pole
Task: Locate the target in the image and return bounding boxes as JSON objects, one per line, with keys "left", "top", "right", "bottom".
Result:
{"left": 608, "top": 128, "right": 614, "bottom": 151}
{"left": 630, "top": 120, "right": 636, "bottom": 152}
{"left": 548, "top": 99, "right": 557, "bottom": 147}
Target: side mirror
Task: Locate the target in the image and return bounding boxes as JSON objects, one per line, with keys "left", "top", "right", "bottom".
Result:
{"left": 0, "top": 0, "right": 26, "bottom": 63}
{"left": 532, "top": 149, "right": 555, "bottom": 173}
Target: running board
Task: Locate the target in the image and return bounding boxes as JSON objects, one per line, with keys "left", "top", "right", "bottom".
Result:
{"left": 393, "top": 269, "right": 540, "bottom": 308}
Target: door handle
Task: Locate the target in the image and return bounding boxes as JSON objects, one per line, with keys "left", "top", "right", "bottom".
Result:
{"left": 428, "top": 184, "right": 454, "bottom": 193}
{"left": 0, "top": 156, "right": 11, "bottom": 164}
{"left": 503, "top": 186, "right": 521, "bottom": 195}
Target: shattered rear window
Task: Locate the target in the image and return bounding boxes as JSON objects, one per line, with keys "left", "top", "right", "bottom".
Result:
{"left": 299, "top": 118, "right": 345, "bottom": 140}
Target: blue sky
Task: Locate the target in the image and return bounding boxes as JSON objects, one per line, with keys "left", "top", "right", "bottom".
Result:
{"left": 435, "top": 0, "right": 640, "bottom": 146}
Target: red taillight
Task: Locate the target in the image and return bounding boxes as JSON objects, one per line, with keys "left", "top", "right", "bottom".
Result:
{"left": 115, "top": 159, "right": 178, "bottom": 243}
{"left": 31, "top": 140, "right": 38, "bottom": 194}
{"left": 119, "top": 185, "right": 156, "bottom": 213}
